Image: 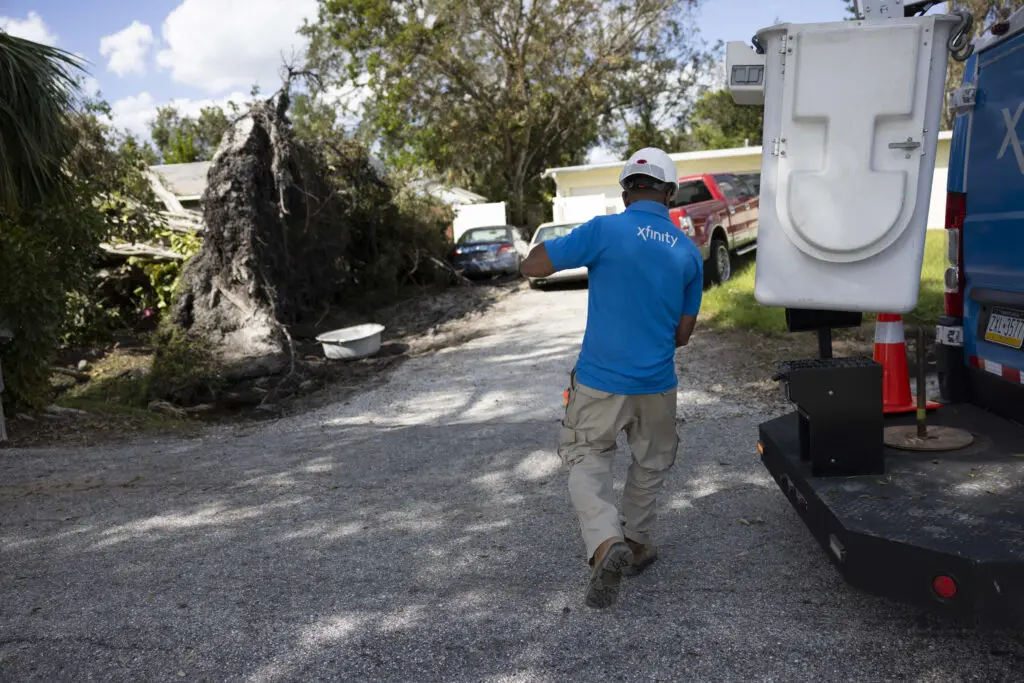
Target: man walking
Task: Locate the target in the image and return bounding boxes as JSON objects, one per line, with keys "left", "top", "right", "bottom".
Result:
{"left": 521, "top": 147, "right": 703, "bottom": 609}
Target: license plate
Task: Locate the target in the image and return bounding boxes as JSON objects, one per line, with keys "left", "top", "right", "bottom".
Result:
{"left": 984, "top": 308, "right": 1024, "bottom": 350}
{"left": 936, "top": 325, "right": 964, "bottom": 347}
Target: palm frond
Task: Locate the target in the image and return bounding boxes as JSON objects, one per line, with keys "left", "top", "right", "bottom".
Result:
{"left": 0, "top": 31, "right": 85, "bottom": 216}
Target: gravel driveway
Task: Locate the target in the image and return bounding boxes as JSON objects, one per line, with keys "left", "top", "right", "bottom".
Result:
{"left": 1, "top": 285, "right": 1021, "bottom": 682}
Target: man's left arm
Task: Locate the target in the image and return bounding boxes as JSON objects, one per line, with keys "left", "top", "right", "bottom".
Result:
{"left": 521, "top": 220, "right": 600, "bottom": 278}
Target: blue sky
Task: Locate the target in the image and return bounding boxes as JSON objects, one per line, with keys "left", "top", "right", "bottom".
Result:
{"left": 1, "top": 0, "right": 851, "bottom": 142}
{"left": 699, "top": 0, "right": 849, "bottom": 49}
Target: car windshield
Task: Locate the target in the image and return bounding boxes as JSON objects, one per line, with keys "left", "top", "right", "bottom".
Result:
{"left": 460, "top": 227, "right": 511, "bottom": 244}
{"left": 533, "top": 224, "right": 579, "bottom": 242}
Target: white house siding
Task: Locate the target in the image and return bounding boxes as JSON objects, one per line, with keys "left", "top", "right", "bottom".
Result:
{"left": 545, "top": 134, "right": 953, "bottom": 229}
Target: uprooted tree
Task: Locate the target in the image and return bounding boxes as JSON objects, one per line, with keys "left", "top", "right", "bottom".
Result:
{"left": 167, "top": 81, "right": 454, "bottom": 386}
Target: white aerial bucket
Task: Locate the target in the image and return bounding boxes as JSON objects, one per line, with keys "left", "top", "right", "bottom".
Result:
{"left": 752, "top": 14, "right": 960, "bottom": 313}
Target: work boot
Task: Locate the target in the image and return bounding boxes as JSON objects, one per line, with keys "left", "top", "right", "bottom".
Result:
{"left": 622, "top": 538, "right": 658, "bottom": 577}
{"left": 583, "top": 537, "right": 633, "bottom": 609}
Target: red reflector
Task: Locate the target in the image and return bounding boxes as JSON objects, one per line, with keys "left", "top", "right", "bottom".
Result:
{"left": 945, "top": 192, "right": 966, "bottom": 231}
{"left": 933, "top": 575, "right": 958, "bottom": 599}
{"left": 944, "top": 192, "right": 967, "bottom": 317}
{"left": 992, "top": 22, "right": 1010, "bottom": 36}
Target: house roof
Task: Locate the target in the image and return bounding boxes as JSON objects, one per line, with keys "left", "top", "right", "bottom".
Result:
{"left": 149, "top": 153, "right": 391, "bottom": 202}
{"left": 543, "top": 131, "right": 955, "bottom": 178}
{"left": 149, "top": 162, "right": 211, "bottom": 201}
{"left": 407, "top": 180, "right": 488, "bottom": 205}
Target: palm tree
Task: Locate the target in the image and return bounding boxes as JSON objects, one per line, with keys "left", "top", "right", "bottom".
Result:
{"left": 0, "top": 30, "right": 84, "bottom": 216}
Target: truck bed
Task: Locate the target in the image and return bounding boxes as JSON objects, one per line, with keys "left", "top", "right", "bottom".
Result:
{"left": 759, "top": 403, "right": 1024, "bottom": 628}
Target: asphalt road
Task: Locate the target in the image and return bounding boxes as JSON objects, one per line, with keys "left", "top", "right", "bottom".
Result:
{"left": 1, "top": 285, "right": 1022, "bottom": 682}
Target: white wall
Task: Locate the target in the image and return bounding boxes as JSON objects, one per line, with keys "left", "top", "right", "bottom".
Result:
{"left": 452, "top": 202, "right": 507, "bottom": 241}
{"left": 925, "top": 167, "right": 949, "bottom": 230}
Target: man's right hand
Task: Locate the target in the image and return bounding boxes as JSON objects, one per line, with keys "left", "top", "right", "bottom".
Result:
{"left": 675, "top": 315, "right": 697, "bottom": 347}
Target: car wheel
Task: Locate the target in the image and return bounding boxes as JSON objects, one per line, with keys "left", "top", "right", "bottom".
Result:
{"left": 708, "top": 237, "right": 732, "bottom": 284}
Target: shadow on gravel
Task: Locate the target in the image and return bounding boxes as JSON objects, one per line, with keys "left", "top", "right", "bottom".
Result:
{"left": 2, "top": 286, "right": 1022, "bottom": 680}
{"left": 2, "top": 416, "right": 1024, "bottom": 681}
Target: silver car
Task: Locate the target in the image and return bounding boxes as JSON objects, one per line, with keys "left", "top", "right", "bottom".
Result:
{"left": 527, "top": 222, "right": 588, "bottom": 289}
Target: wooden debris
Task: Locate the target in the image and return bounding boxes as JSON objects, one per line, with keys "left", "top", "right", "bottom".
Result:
{"left": 100, "top": 243, "right": 186, "bottom": 261}
{"left": 51, "top": 367, "right": 91, "bottom": 382}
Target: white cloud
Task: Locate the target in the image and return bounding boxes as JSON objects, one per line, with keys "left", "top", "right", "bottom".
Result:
{"left": 99, "top": 21, "right": 154, "bottom": 77}
{"left": 0, "top": 11, "right": 58, "bottom": 45}
{"left": 109, "top": 91, "right": 251, "bottom": 140}
{"left": 156, "top": 0, "right": 318, "bottom": 94}
{"left": 322, "top": 76, "right": 372, "bottom": 129}
{"left": 80, "top": 75, "right": 102, "bottom": 98}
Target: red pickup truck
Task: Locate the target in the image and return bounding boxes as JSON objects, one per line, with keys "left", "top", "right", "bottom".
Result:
{"left": 668, "top": 172, "right": 759, "bottom": 284}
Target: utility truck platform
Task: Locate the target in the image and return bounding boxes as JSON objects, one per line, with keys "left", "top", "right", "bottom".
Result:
{"left": 759, "top": 404, "right": 1024, "bottom": 629}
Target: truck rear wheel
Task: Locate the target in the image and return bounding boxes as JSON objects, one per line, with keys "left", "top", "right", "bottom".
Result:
{"left": 707, "top": 237, "right": 732, "bottom": 284}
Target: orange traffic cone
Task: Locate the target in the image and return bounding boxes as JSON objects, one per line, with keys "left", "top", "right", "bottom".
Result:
{"left": 873, "top": 313, "right": 941, "bottom": 415}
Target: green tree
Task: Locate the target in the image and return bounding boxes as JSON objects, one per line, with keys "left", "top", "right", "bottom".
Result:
{"left": 0, "top": 31, "right": 85, "bottom": 214}
{"left": 119, "top": 134, "right": 161, "bottom": 166}
{"left": 149, "top": 104, "right": 231, "bottom": 163}
{"left": 195, "top": 106, "right": 229, "bottom": 154}
{"left": 165, "top": 130, "right": 200, "bottom": 164}
{"left": 601, "top": 38, "right": 720, "bottom": 157}
{"left": 303, "top": 0, "right": 713, "bottom": 224}
{"left": 149, "top": 105, "right": 186, "bottom": 160}
{"left": 689, "top": 89, "right": 764, "bottom": 150}
{"left": 290, "top": 92, "right": 340, "bottom": 143}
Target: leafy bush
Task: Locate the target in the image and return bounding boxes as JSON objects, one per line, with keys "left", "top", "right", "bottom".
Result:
{"left": 147, "top": 328, "right": 224, "bottom": 406}
{"left": 131, "top": 228, "right": 202, "bottom": 312}
{"left": 0, "top": 100, "right": 162, "bottom": 411}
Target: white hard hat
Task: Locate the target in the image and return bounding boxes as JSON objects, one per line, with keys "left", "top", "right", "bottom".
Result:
{"left": 618, "top": 147, "right": 678, "bottom": 192}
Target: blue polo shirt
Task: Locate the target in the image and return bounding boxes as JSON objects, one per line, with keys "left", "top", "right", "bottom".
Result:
{"left": 545, "top": 200, "right": 704, "bottom": 395}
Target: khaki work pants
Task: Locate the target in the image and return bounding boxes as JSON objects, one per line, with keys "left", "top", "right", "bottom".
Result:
{"left": 558, "top": 372, "right": 680, "bottom": 561}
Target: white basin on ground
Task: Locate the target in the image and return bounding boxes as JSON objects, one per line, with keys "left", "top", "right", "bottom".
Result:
{"left": 316, "top": 323, "right": 386, "bottom": 360}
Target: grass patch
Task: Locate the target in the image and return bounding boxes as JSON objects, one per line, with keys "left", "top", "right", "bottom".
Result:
{"left": 57, "top": 396, "right": 191, "bottom": 431}
{"left": 62, "top": 349, "right": 152, "bottom": 407}
{"left": 58, "top": 329, "right": 223, "bottom": 413}
{"left": 55, "top": 349, "right": 195, "bottom": 432}
{"left": 699, "top": 231, "right": 946, "bottom": 334}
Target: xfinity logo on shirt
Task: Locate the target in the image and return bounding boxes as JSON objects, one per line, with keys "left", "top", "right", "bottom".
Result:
{"left": 637, "top": 225, "right": 679, "bottom": 247}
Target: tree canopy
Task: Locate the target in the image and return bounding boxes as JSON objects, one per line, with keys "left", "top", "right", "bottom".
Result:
{"left": 689, "top": 89, "right": 763, "bottom": 150}
{"left": 303, "top": 0, "right": 714, "bottom": 224}
{"left": 149, "top": 104, "right": 231, "bottom": 164}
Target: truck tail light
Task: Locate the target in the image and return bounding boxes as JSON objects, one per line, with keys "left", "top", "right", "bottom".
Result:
{"left": 933, "top": 575, "right": 958, "bottom": 600}
{"left": 675, "top": 209, "right": 696, "bottom": 237}
{"left": 943, "top": 192, "right": 966, "bottom": 318}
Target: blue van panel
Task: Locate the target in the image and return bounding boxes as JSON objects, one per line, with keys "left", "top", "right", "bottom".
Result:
{"left": 962, "top": 31, "right": 1024, "bottom": 373}
{"left": 945, "top": 53, "right": 977, "bottom": 194}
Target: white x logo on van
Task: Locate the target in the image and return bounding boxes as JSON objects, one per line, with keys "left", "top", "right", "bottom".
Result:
{"left": 998, "top": 102, "right": 1024, "bottom": 175}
